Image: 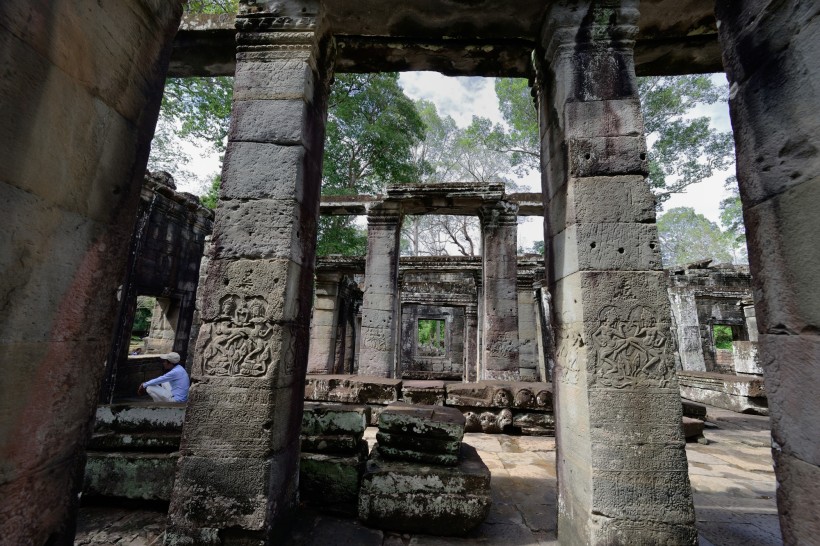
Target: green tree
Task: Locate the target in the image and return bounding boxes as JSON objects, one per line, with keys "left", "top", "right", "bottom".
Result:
{"left": 719, "top": 176, "right": 745, "bottom": 244}
{"left": 322, "top": 73, "right": 426, "bottom": 195}
{"left": 493, "top": 75, "right": 735, "bottom": 204}
{"left": 184, "top": 0, "right": 238, "bottom": 14}
{"left": 318, "top": 73, "right": 426, "bottom": 256}
{"left": 657, "top": 207, "right": 734, "bottom": 267}
{"left": 200, "top": 175, "right": 221, "bottom": 210}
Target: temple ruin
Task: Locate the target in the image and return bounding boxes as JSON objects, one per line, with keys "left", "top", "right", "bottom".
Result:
{"left": 2, "top": 1, "right": 819, "bottom": 545}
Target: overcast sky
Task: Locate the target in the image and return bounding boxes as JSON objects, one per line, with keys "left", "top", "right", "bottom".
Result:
{"left": 179, "top": 72, "right": 736, "bottom": 250}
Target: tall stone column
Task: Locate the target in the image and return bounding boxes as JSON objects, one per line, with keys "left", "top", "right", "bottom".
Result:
{"left": 307, "top": 271, "right": 342, "bottom": 374}
{"left": 538, "top": 3, "right": 696, "bottom": 544}
{"left": 716, "top": 3, "right": 820, "bottom": 543}
{"left": 517, "top": 272, "right": 539, "bottom": 381}
{"left": 480, "top": 201, "right": 520, "bottom": 380}
{"left": 464, "top": 306, "right": 479, "bottom": 382}
{"left": 166, "top": 2, "right": 333, "bottom": 542}
{"left": 358, "top": 203, "right": 402, "bottom": 377}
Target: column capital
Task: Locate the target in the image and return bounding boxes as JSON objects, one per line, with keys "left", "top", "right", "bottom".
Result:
{"left": 479, "top": 200, "right": 518, "bottom": 231}
{"left": 539, "top": 2, "right": 640, "bottom": 63}
{"left": 367, "top": 203, "right": 403, "bottom": 229}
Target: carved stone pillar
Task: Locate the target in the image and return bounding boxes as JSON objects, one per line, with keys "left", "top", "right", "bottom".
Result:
{"left": 517, "top": 271, "right": 538, "bottom": 381}
{"left": 538, "top": 3, "right": 696, "bottom": 544}
{"left": 307, "top": 271, "right": 342, "bottom": 374}
{"left": 464, "top": 306, "right": 479, "bottom": 382}
{"left": 358, "top": 203, "right": 402, "bottom": 377}
{"left": 716, "top": 3, "right": 820, "bottom": 543}
{"left": 166, "top": 1, "right": 333, "bottom": 542}
{"left": 479, "top": 201, "right": 520, "bottom": 380}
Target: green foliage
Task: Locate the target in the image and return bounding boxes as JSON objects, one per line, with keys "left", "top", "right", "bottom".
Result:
{"left": 184, "top": 0, "right": 238, "bottom": 14}
{"left": 316, "top": 217, "right": 367, "bottom": 256}
{"left": 720, "top": 176, "right": 745, "bottom": 245}
{"left": 713, "top": 324, "right": 734, "bottom": 350}
{"left": 530, "top": 240, "right": 545, "bottom": 255}
{"left": 639, "top": 75, "right": 734, "bottom": 203}
{"left": 200, "top": 175, "right": 221, "bottom": 209}
{"left": 657, "top": 207, "right": 734, "bottom": 267}
{"left": 323, "top": 73, "right": 426, "bottom": 195}
{"left": 494, "top": 78, "right": 540, "bottom": 174}
{"left": 132, "top": 297, "right": 156, "bottom": 336}
{"left": 418, "top": 319, "right": 445, "bottom": 352}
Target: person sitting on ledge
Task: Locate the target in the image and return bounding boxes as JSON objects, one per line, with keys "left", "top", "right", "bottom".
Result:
{"left": 137, "top": 352, "right": 190, "bottom": 403}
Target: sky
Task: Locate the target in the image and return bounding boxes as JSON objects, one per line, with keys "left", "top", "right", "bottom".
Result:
{"left": 177, "top": 72, "right": 736, "bottom": 251}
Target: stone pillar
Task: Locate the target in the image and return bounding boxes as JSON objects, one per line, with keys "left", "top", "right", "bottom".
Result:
{"left": 716, "top": 3, "right": 820, "bottom": 543}
{"left": 307, "top": 271, "right": 342, "bottom": 374}
{"left": 358, "top": 204, "right": 402, "bottom": 377}
{"left": 668, "top": 290, "right": 707, "bottom": 372}
{"left": 464, "top": 306, "right": 479, "bottom": 382}
{"left": 166, "top": 2, "right": 333, "bottom": 542}
{"left": 0, "top": 2, "right": 182, "bottom": 543}
{"left": 538, "top": 3, "right": 696, "bottom": 544}
{"left": 517, "top": 273, "right": 539, "bottom": 381}
{"left": 479, "top": 201, "right": 520, "bottom": 380}
{"left": 534, "top": 282, "right": 555, "bottom": 382}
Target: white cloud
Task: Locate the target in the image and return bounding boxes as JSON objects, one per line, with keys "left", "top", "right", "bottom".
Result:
{"left": 399, "top": 72, "right": 502, "bottom": 127}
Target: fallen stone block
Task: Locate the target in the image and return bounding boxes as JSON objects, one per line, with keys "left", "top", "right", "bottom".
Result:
{"left": 88, "top": 431, "right": 181, "bottom": 452}
{"left": 682, "top": 399, "right": 707, "bottom": 421}
{"left": 94, "top": 403, "right": 185, "bottom": 433}
{"left": 678, "top": 371, "right": 768, "bottom": 415}
{"left": 300, "top": 441, "right": 368, "bottom": 516}
{"left": 401, "top": 380, "right": 448, "bottom": 406}
{"left": 358, "top": 444, "right": 491, "bottom": 536}
{"left": 445, "top": 381, "right": 552, "bottom": 410}
{"left": 83, "top": 452, "right": 178, "bottom": 501}
{"left": 379, "top": 404, "right": 465, "bottom": 442}
{"left": 305, "top": 375, "right": 401, "bottom": 405}
{"left": 512, "top": 412, "right": 556, "bottom": 436}
{"left": 301, "top": 434, "right": 361, "bottom": 454}
{"left": 682, "top": 417, "right": 705, "bottom": 440}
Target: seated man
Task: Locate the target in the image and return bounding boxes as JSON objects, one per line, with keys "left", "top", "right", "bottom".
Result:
{"left": 137, "top": 352, "right": 190, "bottom": 403}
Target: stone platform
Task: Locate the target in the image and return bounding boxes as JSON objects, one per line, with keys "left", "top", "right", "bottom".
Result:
{"left": 76, "top": 405, "right": 782, "bottom": 545}
{"left": 679, "top": 371, "right": 768, "bottom": 415}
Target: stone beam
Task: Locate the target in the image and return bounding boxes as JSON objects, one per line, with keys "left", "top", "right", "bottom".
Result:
{"left": 169, "top": 2, "right": 723, "bottom": 78}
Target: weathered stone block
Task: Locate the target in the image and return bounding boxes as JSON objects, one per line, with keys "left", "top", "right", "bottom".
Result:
{"left": 88, "top": 431, "right": 181, "bottom": 452}
{"left": 567, "top": 136, "right": 648, "bottom": 178}
{"left": 301, "top": 402, "right": 369, "bottom": 437}
{"left": 732, "top": 341, "right": 762, "bottom": 375}
{"left": 512, "top": 412, "right": 556, "bottom": 436}
{"left": 233, "top": 59, "right": 314, "bottom": 101}
{"left": 211, "top": 199, "right": 312, "bottom": 263}
{"left": 401, "top": 380, "right": 448, "bottom": 405}
{"left": 304, "top": 374, "right": 401, "bottom": 405}
{"left": 220, "top": 142, "right": 306, "bottom": 201}
{"left": 551, "top": 223, "right": 662, "bottom": 281}
{"left": 564, "top": 98, "right": 644, "bottom": 138}
{"left": 301, "top": 435, "right": 360, "bottom": 454}
{"left": 678, "top": 371, "right": 768, "bottom": 415}
{"left": 682, "top": 417, "right": 704, "bottom": 440}
{"left": 299, "top": 442, "right": 368, "bottom": 516}
{"left": 378, "top": 404, "right": 465, "bottom": 443}
{"left": 446, "top": 381, "right": 552, "bottom": 410}
{"left": 376, "top": 432, "right": 461, "bottom": 465}
{"left": 83, "top": 452, "right": 178, "bottom": 501}
{"left": 358, "top": 444, "right": 491, "bottom": 536}
{"left": 681, "top": 400, "right": 707, "bottom": 421}
{"left": 94, "top": 403, "right": 185, "bottom": 433}
{"left": 229, "top": 99, "right": 307, "bottom": 146}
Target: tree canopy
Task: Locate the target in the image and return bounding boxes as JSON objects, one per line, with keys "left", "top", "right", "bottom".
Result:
{"left": 656, "top": 207, "right": 736, "bottom": 267}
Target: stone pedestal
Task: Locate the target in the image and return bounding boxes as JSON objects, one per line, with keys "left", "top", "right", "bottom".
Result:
{"left": 538, "top": 4, "right": 696, "bottom": 544}
{"left": 166, "top": 3, "right": 332, "bottom": 542}
{"left": 480, "top": 201, "right": 520, "bottom": 380}
{"left": 359, "top": 205, "right": 403, "bottom": 377}
{"left": 308, "top": 271, "right": 342, "bottom": 374}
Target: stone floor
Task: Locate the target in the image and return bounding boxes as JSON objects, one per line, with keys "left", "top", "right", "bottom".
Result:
{"left": 75, "top": 404, "right": 781, "bottom": 545}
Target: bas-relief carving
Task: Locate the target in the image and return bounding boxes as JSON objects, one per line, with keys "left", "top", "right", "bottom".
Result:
{"left": 464, "top": 409, "right": 513, "bottom": 433}
{"left": 592, "top": 305, "right": 673, "bottom": 389}
{"left": 362, "top": 326, "right": 391, "bottom": 352}
{"left": 556, "top": 326, "right": 583, "bottom": 386}
{"left": 486, "top": 331, "right": 519, "bottom": 358}
{"left": 200, "top": 295, "right": 281, "bottom": 377}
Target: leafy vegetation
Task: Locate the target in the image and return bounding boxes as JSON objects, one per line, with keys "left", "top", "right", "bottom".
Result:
{"left": 656, "top": 207, "right": 736, "bottom": 267}
{"left": 713, "top": 324, "right": 734, "bottom": 350}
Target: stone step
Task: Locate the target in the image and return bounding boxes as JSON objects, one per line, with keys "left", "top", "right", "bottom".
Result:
{"left": 83, "top": 452, "right": 178, "bottom": 502}
{"left": 88, "top": 431, "right": 181, "bottom": 452}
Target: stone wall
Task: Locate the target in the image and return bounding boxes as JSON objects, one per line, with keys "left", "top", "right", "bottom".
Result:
{"left": 104, "top": 173, "right": 214, "bottom": 401}
{"left": 0, "top": 1, "right": 182, "bottom": 543}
